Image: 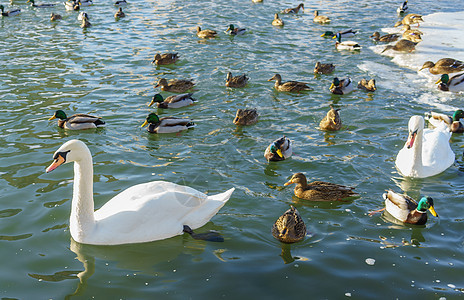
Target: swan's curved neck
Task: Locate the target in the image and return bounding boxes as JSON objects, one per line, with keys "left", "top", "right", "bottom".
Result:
{"left": 70, "top": 154, "right": 95, "bottom": 241}
{"left": 410, "top": 130, "right": 423, "bottom": 175}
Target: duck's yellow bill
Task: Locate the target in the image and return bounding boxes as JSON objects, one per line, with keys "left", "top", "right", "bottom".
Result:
{"left": 284, "top": 180, "right": 293, "bottom": 186}
{"left": 141, "top": 120, "right": 148, "bottom": 127}
{"left": 329, "top": 83, "right": 335, "bottom": 89}
{"left": 428, "top": 206, "right": 438, "bottom": 217}
{"left": 435, "top": 78, "right": 442, "bottom": 84}
{"left": 276, "top": 149, "right": 283, "bottom": 158}
{"left": 48, "top": 115, "right": 56, "bottom": 121}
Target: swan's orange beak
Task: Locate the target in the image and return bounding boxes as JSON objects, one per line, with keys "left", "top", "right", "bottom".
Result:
{"left": 46, "top": 155, "right": 65, "bottom": 173}
{"left": 406, "top": 130, "right": 417, "bottom": 149}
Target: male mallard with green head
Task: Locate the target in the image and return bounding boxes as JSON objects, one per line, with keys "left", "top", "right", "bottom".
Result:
{"left": 264, "top": 136, "right": 292, "bottom": 161}
{"left": 425, "top": 110, "right": 464, "bottom": 133}
{"left": 435, "top": 73, "right": 464, "bottom": 92}
{"left": 334, "top": 33, "right": 361, "bottom": 51}
{"left": 141, "top": 113, "right": 195, "bottom": 134}
{"left": 49, "top": 110, "right": 105, "bottom": 130}
{"left": 154, "top": 78, "right": 195, "bottom": 93}
{"left": 330, "top": 77, "right": 353, "bottom": 95}
{"left": 225, "top": 24, "right": 246, "bottom": 35}
{"left": 149, "top": 93, "right": 196, "bottom": 109}
{"left": 272, "top": 206, "right": 306, "bottom": 243}
{"left": 268, "top": 73, "right": 311, "bottom": 92}
{"left": 321, "top": 29, "right": 356, "bottom": 38}
{"left": 383, "top": 190, "right": 438, "bottom": 225}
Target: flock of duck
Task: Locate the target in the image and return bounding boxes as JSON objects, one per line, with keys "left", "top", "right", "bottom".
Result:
{"left": 3, "top": 0, "right": 464, "bottom": 246}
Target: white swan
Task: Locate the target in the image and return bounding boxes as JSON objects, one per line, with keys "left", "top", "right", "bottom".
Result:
{"left": 46, "top": 139, "right": 235, "bottom": 245}
{"left": 395, "top": 115, "right": 455, "bottom": 178}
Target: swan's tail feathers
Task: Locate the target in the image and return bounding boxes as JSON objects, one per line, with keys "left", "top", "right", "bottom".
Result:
{"left": 208, "top": 187, "right": 235, "bottom": 203}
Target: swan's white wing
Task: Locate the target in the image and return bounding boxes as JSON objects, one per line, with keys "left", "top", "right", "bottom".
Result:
{"left": 422, "top": 127, "right": 454, "bottom": 173}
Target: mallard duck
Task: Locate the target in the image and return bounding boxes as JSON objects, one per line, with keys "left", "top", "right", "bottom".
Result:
{"left": 397, "top": 0, "right": 408, "bottom": 15}
{"left": 196, "top": 26, "right": 217, "bottom": 39}
{"left": 77, "top": 11, "right": 88, "bottom": 21}
{"left": 0, "top": 5, "right": 21, "bottom": 16}
{"left": 334, "top": 33, "right": 361, "bottom": 51}
{"left": 370, "top": 32, "right": 399, "bottom": 43}
{"left": 225, "top": 72, "right": 249, "bottom": 88}
{"left": 402, "top": 30, "right": 422, "bottom": 43}
{"left": 268, "top": 73, "right": 311, "bottom": 92}
{"left": 381, "top": 39, "right": 417, "bottom": 53}
{"left": 425, "top": 110, "right": 464, "bottom": 133}
{"left": 225, "top": 24, "right": 246, "bottom": 35}
{"left": 419, "top": 58, "right": 464, "bottom": 75}
{"left": 114, "top": 0, "right": 127, "bottom": 5}
{"left": 64, "top": 1, "right": 80, "bottom": 11}
{"left": 81, "top": 14, "right": 91, "bottom": 28}
{"left": 321, "top": 29, "right": 357, "bottom": 38}
{"left": 151, "top": 53, "right": 179, "bottom": 65}
{"left": 394, "top": 13, "right": 423, "bottom": 27}
{"left": 233, "top": 108, "right": 259, "bottom": 126}
{"left": 284, "top": 173, "right": 357, "bottom": 201}
{"left": 45, "top": 139, "right": 234, "bottom": 245}
{"left": 383, "top": 190, "right": 438, "bottom": 225}
{"left": 114, "top": 7, "right": 125, "bottom": 18}
{"left": 48, "top": 110, "right": 105, "bottom": 130}
{"left": 27, "top": 0, "right": 56, "bottom": 8}
{"left": 272, "top": 13, "right": 284, "bottom": 26}
{"left": 149, "top": 93, "right": 196, "bottom": 109}
{"left": 436, "top": 73, "right": 464, "bottom": 92}
{"left": 154, "top": 78, "right": 195, "bottom": 93}
{"left": 282, "top": 3, "right": 304, "bottom": 14}
{"left": 319, "top": 106, "right": 342, "bottom": 131}
{"left": 313, "top": 10, "right": 330, "bottom": 23}
{"left": 264, "top": 136, "right": 292, "bottom": 162}
{"left": 330, "top": 77, "right": 353, "bottom": 95}
{"left": 314, "top": 62, "right": 335, "bottom": 74}
{"left": 357, "top": 78, "right": 376, "bottom": 92}
{"left": 272, "top": 205, "right": 306, "bottom": 243}
{"left": 50, "top": 12, "right": 62, "bottom": 20}
{"left": 395, "top": 115, "right": 454, "bottom": 178}
{"left": 141, "top": 113, "right": 195, "bottom": 134}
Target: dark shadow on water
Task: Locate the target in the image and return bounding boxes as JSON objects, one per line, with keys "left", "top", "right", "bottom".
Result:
{"left": 290, "top": 195, "right": 358, "bottom": 209}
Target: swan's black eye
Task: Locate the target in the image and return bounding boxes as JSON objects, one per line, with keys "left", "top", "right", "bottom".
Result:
{"left": 53, "top": 150, "right": 70, "bottom": 161}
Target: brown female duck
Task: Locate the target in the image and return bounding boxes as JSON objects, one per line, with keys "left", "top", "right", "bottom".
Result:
{"left": 370, "top": 32, "right": 399, "bottom": 43}
{"left": 151, "top": 53, "right": 179, "bottom": 65}
{"left": 314, "top": 62, "right": 335, "bottom": 74}
{"left": 272, "top": 205, "right": 306, "bottom": 243}
{"left": 268, "top": 73, "right": 311, "bottom": 92}
{"left": 319, "top": 106, "right": 342, "bottom": 131}
{"left": 419, "top": 58, "right": 464, "bottom": 75}
{"left": 357, "top": 78, "right": 376, "bottom": 92}
{"left": 233, "top": 108, "right": 259, "bottom": 126}
{"left": 282, "top": 3, "right": 304, "bottom": 14}
{"left": 196, "top": 26, "right": 217, "bottom": 39}
{"left": 154, "top": 78, "right": 195, "bottom": 93}
{"left": 226, "top": 72, "right": 249, "bottom": 88}
{"left": 381, "top": 39, "right": 417, "bottom": 53}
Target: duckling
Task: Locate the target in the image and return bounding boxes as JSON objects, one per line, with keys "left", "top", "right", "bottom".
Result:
{"left": 49, "top": 110, "right": 105, "bottom": 130}
{"left": 383, "top": 190, "right": 438, "bottom": 225}
{"left": 334, "top": 33, "right": 361, "bottom": 51}
{"left": 394, "top": 13, "right": 423, "bottom": 27}
{"left": 320, "top": 28, "right": 356, "bottom": 38}
{"left": 319, "top": 106, "right": 342, "bottom": 131}
{"left": 435, "top": 73, "right": 464, "bottom": 92}
{"left": 154, "top": 78, "right": 195, "bottom": 93}
{"left": 313, "top": 10, "right": 330, "bottom": 24}
{"left": 196, "top": 26, "right": 217, "bottom": 39}
{"left": 64, "top": 1, "right": 80, "bottom": 11}
{"left": 397, "top": 0, "right": 408, "bottom": 15}
{"left": 114, "top": 7, "right": 125, "bottom": 18}
{"left": 27, "top": 0, "right": 56, "bottom": 8}
{"left": 0, "top": 4, "right": 21, "bottom": 16}
{"left": 357, "top": 78, "right": 376, "bottom": 92}
{"left": 114, "top": 0, "right": 127, "bottom": 5}
{"left": 271, "top": 13, "right": 284, "bottom": 26}
{"left": 268, "top": 73, "right": 311, "bottom": 92}
{"left": 282, "top": 3, "right": 304, "bottom": 14}
{"left": 141, "top": 113, "right": 195, "bottom": 134}
{"left": 284, "top": 173, "right": 357, "bottom": 201}
{"left": 50, "top": 12, "right": 62, "bottom": 21}
{"left": 370, "top": 32, "right": 399, "bottom": 43}
{"left": 419, "top": 58, "right": 464, "bottom": 75}
{"left": 264, "top": 136, "right": 292, "bottom": 162}
{"left": 272, "top": 206, "right": 306, "bottom": 244}
{"left": 151, "top": 53, "right": 179, "bottom": 65}
{"left": 313, "top": 62, "right": 335, "bottom": 74}
{"left": 149, "top": 93, "right": 196, "bottom": 109}
{"left": 233, "top": 108, "right": 259, "bottom": 126}
{"left": 225, "top": 24, "right": 246, "bottom": 35}
{"left": 425, "top": 110, "right": 464, "bottom": 133}
{"left": 225, "top": 72, "right": 249, "bottom": 88}
{"left": 80, "top": 14, "right": 91, "bottom": 28}
{"left": 381, "top": 39, "right": 417, "bottom": 53}
{"left": 330, "top": 77, "right": 353, "bottom": 95}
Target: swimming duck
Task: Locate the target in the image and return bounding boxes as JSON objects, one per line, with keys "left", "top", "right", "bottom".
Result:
{"left": 314, "top": 62, "right": 335, "bottom": 74}
{"left": 151, "top": 53, "right": 179, "bottom": 65}
{"left": 282, "top": 3, "right": 304, "bottom": 14}
{"left": 313, "top": 10, "right": 330, "bottom": 24}
{"left": 334, "top": 33, "right": 361, "bottom": 51}
{"left": 196, "top": 26, "right": 217, "bottom": 39}
{"left": 436, "top": 73, "right": 464, "bottom": 92}
{"left": 284, "top": 173, "right": 357, "bottom": 202}
{"left": 357, "top": 78, "right": 376, "bottom": 92}
{"left": 319, "top": 106, "right": 342, "bottom": 131}
{"left": 28, "top": 0, "right": 56, "bottom": 8}
{"left": 268, "top": 73, "right": 311, "bottom": 92}
{"left": 64, "top": 1, "right": 80, "bottom": 11}
{"left": 321, "top": 29, "right": 357, "bottom": 38}
{"left": 397, "top": 0, "right": 408, "bottom": 15}
{"left": 394, "top": 13, "right": 423, "bottom": 27}
{"left": 80, "top": 14, "right": 91, "bottom": 28}
{"left": 50, "top": 12, "right": 62, "bottom": 20}
{"left": 370, "top": 32, "right": 399, "bottom": 43}
{"left": 45, "top": 139, "right": 234, "bottom": 245}
{"left": 154, "top": 78, "right": 195, "bottom": 93}
{"left": 381, "top": 39, "right": 417, "bottom": 53}
{"left": 114, "top": 7, "right": 125, "bottom": 18}
{"left": 149, "top": 93, "right": 196, "bottom": 109}
{"left": 114, "top": 0, "right": 127, "bottom": 5}
{"left": 225, "top": 72, "right": 249, "bottom": 88}
{"left": 48, "top": 110, "right": 105, "bottom": 130}
{"left": 425, "top": 110, "right": 464, "bottom": 133}
{"left": 141, "top": 113, "right": 195, "bottom": 134}
{"left": 264, "top": 136, "right": 292, "bottom": 162}
{"left": 330, "top": 77, "right": 353, "bottom": 95}
{"left": 0, "top": 5, "right": 21, "bottom": 16}
{"left": 272, "top": 13, "right": 284, "bottom": 26}
{"left": 225, "top": 24, "right": 246, "bottom": 35}
{"left": 233, "top": 108, "right": 259, "bottom": 126}
{"left": 77, "top": 11, "right": 88, "bottom": 21}
{"left": 419, "top": 58, "right": 464, "bottom": 75}
{"left": 272, "top": 205, "right": 306, "bottom": 243}
{"left": 395, "top": 115, "right": 454, "bottom": 178}
{"left": 383, "top": 190, "right": 438, "bottom": 225}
